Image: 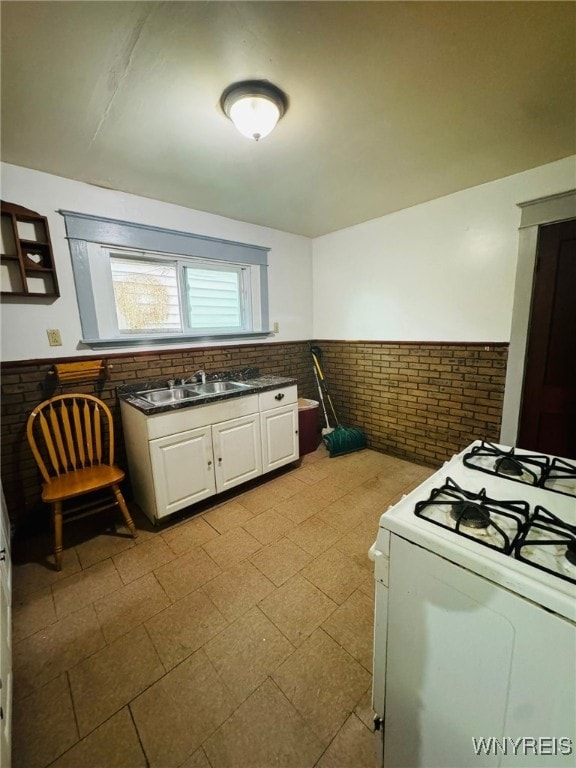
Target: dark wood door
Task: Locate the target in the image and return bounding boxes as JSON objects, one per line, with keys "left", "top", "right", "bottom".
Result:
{"left": 518, "top": 219, "right": 576, "bottom": 458}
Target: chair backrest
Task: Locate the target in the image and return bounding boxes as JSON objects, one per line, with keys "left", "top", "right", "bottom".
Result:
{"left": 26, "top": 393, "right": 116, "bottom": 483}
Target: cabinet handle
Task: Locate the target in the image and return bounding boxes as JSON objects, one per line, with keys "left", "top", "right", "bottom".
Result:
{"left": 0, "top": 548, "right": 5, "bottom": 562}
{"left": 218, "top": 457, "right": 222, "bottom": 463}
{"left": 274, "top": 393, "right": 285, "bottom": 401}
{"left": 295, "top": 430, "right": 298, "bottom": 434}
{"left": 207, "top": 460, "right": 212, "bottom": 467}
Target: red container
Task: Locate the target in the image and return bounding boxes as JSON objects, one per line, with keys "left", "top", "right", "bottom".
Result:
{"left": 298, "top": 398, "right": 320, "bottom": 456}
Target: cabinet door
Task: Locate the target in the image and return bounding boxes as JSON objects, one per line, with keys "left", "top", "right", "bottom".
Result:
{"left": 0, "top": 491, "right": 10, "bottom": 600}
{"left": 212, "top": 414, "right": 262, "bottom": 493}
{"left": 0, "top": 487, "right": 10, "bottom": 768}
{"left": 261, "top": 405, "right": 299, "bottom": 473}
{"left": 150, "top": 426, "right": 216, "bottom": 518}
{"left": 0, "top": 578, "right": 10, "bottom": 768}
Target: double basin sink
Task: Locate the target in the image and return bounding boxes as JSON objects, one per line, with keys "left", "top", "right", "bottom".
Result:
{"left": 136, "top": 380, "right": 253, "bottom": 406}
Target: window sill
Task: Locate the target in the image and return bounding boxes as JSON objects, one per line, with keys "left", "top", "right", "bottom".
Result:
{"left": 81, "top": 331, "right": 274, "bottom": 348}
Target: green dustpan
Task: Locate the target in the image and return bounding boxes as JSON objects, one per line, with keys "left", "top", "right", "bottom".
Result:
{"left": 323, "top": 425, "right": 367, "bottom": 458}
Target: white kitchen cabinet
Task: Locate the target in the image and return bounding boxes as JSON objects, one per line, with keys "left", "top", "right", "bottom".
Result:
{"left": 122, "top": 395, "right": 260, "bottom": 522}
{"left": 149, "top": 415, "right": 261, "bottom": 515}
{"left": 149, "top": 426, "right": 216, "bottom": 516}
{"left": 261, "top": 403, "right": 299, "bottom": 473}
{"left": 0, "top": 487, "right": 11, "bottom": 768}
{"left": 213, "top": 414, "right": 262, "bottom": 492}
{"left": 260, "top": 386, "right": 299, "bottom": 474}
{"left": 121, "top": 386, "right": 298, "bottom": 524}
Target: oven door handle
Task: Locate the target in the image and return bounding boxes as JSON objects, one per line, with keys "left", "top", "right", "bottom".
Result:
{"left": 369, "top": 541, "right": 390, "bottom": 586}
{"left": 368, "top": 542, "right": 383, "bottom": 562}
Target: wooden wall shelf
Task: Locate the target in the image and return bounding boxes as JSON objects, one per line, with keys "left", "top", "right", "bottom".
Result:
{"left": 0, "top": 201, "right": 60, "bottom": 298}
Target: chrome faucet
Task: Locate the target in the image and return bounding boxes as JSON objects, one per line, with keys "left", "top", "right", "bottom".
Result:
{"left": 181, "top": 369, "right": 206, "bottom": 385}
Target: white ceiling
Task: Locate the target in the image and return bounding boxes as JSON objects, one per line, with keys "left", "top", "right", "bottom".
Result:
{"left": 1, "top": 1, "right": 575, "bottom": 237}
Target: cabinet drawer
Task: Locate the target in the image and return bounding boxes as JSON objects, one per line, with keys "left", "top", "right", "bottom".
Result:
{"left": 145, "top": 394, "right": 259, "bottom": 440}
{"left": 259, "top": 385, "right": 297, "bottom": 411}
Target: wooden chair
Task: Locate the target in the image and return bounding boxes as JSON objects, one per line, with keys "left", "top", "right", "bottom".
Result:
{"left": 26, "top": 393, "right": 137, "bottom": 570}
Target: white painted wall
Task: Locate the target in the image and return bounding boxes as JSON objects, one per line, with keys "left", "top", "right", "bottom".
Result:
{"left": 2, "top": 157, "right": 575, "bottom": 361}
{"left": 312, "top": 156, "right": 576, "bottom": 342}
{"left": 0, "top": 163, "right": 313, "bottom": 361}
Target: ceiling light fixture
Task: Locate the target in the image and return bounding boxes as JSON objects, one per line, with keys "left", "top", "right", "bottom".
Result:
{"left": 221, "top": 80, "right": 288, "bottom": 142}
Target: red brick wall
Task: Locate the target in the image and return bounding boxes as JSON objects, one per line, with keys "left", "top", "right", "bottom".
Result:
{"left": 1, "top": 339, "right": 508, "bottom": 533}
{"left": 312, "top": 341, "right": 508, "bottom": 465}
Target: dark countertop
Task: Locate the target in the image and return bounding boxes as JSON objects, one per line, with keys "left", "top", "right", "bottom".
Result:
{"left": 118, "top": 368, "right": 297, "bottom": 415}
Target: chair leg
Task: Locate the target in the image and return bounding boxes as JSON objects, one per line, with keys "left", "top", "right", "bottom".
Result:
{"left": 112, "top": 485, "right": 138, "bottom": 539}
{"left": 52, "top": 502, "right": 63, "bottom": 571}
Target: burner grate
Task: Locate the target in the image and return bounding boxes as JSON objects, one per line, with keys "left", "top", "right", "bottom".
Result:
{"left": 463, "top": 442, "right": 547, "bottom": 486}
{"left": 463, "top": 441, "right": 576, "bottom": 499}
{"left": 541, "top": 457, "right": 576, "bottom": 498}
{"left": 415, "top": 477, "right": 529, "bottom": 554}
{"left": 514, "top": 506, "right": 576, "bottom": 585}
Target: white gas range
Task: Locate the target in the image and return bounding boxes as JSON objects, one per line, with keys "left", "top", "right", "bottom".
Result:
{"left": 370, "top": 440, "right": 576, "bottom": 768}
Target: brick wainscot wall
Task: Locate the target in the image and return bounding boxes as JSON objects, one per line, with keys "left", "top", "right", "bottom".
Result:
{"left": 1, "top": 340, "right": 508, "bottom": 535}
{"left": 315, "top": 341, "right": 508, "bottom": 465}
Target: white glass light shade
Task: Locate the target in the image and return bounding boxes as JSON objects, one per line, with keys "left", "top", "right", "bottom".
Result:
{"left": 221, "top": 81, "right": 288, "bottom": 142}
{"left": 228, "top": 96, "right": 280, "bottom": 141}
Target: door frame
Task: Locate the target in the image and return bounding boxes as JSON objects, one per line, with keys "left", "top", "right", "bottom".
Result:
{"left": 500, "top": 189, "right": 576, "bottom": 446}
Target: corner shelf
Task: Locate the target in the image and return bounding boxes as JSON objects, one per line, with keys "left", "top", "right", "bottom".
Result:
{"left": 0, "top": 201, "right": 60, "bottom": 298}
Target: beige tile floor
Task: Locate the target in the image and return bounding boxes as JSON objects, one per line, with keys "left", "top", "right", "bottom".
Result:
{"left": 11, "top": 445, "right": 433, "bottom": 768}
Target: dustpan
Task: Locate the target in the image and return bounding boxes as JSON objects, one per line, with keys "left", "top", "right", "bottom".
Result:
{"left": 310, "top": 345, "right": 367, "bottom": 457}
{"left": 323, "top": 424, "right": 367, "bottom": 457}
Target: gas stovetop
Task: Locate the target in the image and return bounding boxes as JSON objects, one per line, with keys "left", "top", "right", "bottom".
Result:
{"left": 378, "top": 440, "right": 576, "bottom": 621}
{"left": 463, "top": 441, "right": 576, "bottom": 498}
{"left": 414, "top": 475, "right": 576, "bottom": 586}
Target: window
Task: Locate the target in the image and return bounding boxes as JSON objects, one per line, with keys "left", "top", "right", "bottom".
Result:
{"left": 108, "top": 251, "right": 250, "bottom": 335}
{"left": 110, "top": 256, "right": 180, "bottom": 334}
{"left": 60, "top": 211, "right": 270, "bottom": 347}
{"left": 184, "top": 264, "right": 245, "bottom": 331}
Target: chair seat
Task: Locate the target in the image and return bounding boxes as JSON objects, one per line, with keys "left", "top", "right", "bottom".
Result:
{"left": 42, "top": 464, "right": 126, "bottom": 502}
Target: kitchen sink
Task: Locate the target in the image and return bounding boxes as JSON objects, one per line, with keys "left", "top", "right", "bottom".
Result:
{"left": 188, "top": 381, "right": 253, "bottom": 395}
{"left": 136, "top": 380, "right": 253, "bottom": 405}
{"left": 136, "top": 386, "right": 202, "bottom": 405}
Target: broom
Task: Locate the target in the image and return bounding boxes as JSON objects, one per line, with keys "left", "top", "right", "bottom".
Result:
{"left": 310, "top": 345, "right": 367, "bottom": 458}
{"left": 313, "top": 365, "right": 334, "bottom": 436}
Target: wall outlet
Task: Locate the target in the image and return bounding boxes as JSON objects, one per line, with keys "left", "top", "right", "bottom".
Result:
{"left": 46, "top": 329, "right": 62, "bottom": 346}
{"left": 273, "top": 322, "right": 280, "bottom": 334}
